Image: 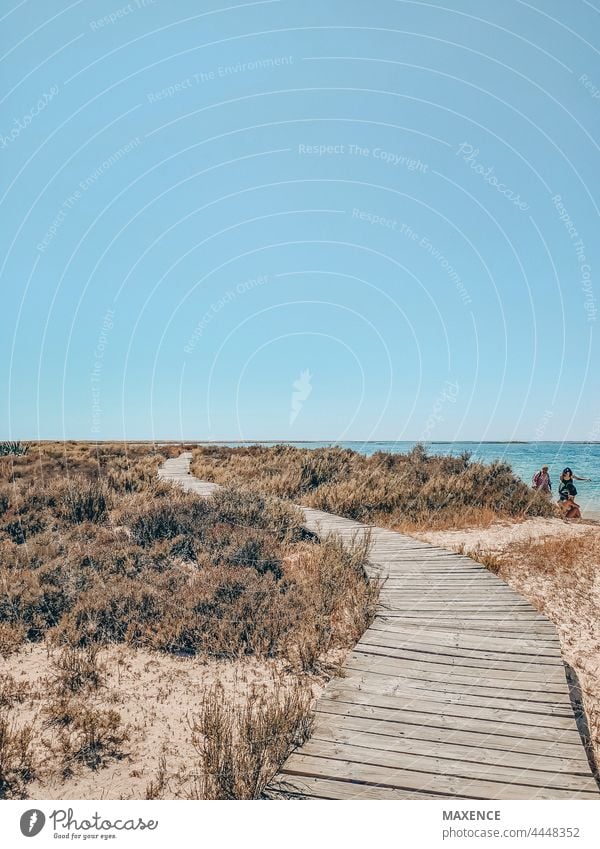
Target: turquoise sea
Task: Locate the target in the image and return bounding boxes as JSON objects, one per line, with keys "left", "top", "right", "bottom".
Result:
{"left": 211, "top": 441, "right": 600, "bottom": 514}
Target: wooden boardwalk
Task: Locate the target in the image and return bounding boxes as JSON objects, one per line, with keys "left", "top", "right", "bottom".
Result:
{"left": 160, "top": 453, "right": 598, "bottom": 800}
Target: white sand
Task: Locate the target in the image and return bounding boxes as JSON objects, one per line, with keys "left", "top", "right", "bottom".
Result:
{"left": 414, "top": 516, "right": 597, "bottom": 554}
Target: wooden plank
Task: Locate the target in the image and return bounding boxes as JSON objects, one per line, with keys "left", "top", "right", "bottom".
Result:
{"left": 299, "top": 738, "right": 594, "bottom": 792}
{"left": 351, "top": 646, "right": 568, "bottom": 683}
{"left": 316, "top": 700, "right": 586, "bottom": 748}
{"left": 337, "top": 672, "right": 575, "bottom": 715}
{"left": 363, "top": 637, "right": 562, "bottom": 665}
{"left": 370, "top": 622, "right": 562, "bottom": 654}
{"left": 281, "top": 754, "right": 598, "bottom": 800}
{"left": 322, "top": 687, "right": 579, "bottom": 728}
{"left": 346, "top": 652, "right": 571, "bottom": 694}
{"left": 377, "top": 617, "right": 558, "bottom": 634}
{"left": 311, "top": 712, "right": 587, "bottom": 761}
{"left": 340, "top": 660, "right": 573, "bottom": 702}
{"left": 269, "top": 775, "right": 439, "bottom": 800}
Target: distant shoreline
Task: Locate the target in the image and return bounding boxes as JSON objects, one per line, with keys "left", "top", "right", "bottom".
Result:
{"left": 6, "top": 439, "right": 600, "bottom": 445}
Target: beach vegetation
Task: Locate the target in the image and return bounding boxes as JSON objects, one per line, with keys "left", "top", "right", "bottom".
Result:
{"left": 190, "top": 443, "right": 555, "bottom": 530}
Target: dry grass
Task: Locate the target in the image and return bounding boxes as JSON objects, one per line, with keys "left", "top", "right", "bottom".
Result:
{"left": 50, "top": 646, "right": 105, "bottom": 693}
{"left": 0, "top": 442, "right": 378, "bottom": 798}
{"left": 190, "top": 681, "right": 313, "bottom": 799}
{"left": 57, "top": 706, "right": 128, "bottom": 775}
{"left": 1, "top": 444, "right": 373, "bottom": 667}
{"left": 0, "top": 673, "right": 28, "bottom": 709}
{"left": 283, "top": 533, "right": 378, "bottom": 672}
{"left": 191, "top": 443, "right": 555, "bottom": 531}
{"left": 0, "top": 714, "right": 35, "bottom": 798}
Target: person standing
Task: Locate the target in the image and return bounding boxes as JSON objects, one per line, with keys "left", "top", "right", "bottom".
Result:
{"left": 532, "top": 465, "right": 552, "bottom": 496}
{"left": 565, "top": 467, "right": 591, "bottom": 484}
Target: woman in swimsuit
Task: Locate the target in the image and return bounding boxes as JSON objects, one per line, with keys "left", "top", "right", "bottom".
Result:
{"left": 557, "top": 467, "right": 590, "bottom": 519}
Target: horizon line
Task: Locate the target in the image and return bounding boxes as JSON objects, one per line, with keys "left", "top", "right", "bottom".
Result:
{"left": 5, "top": 438, "right": 600, "bottom": 445}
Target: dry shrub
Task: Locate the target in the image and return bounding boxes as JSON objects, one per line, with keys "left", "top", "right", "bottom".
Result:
{"left": 210, "top": 487, "right": 303, "bottom": 539}
{"left": 0, "top": 714, "right": 35, "bottom": 798}
{"left": 145, "top": 570, "right": 293, "bottom": 658}
{"left": 0, "top": 442, "right": 178, "bottom": 495}
{"left": 0, "top": 674, "right": 28, "bottom": 708}
{"left": 0, "top": 622, "right": 26, "bottom": 658}
{"left": 191, "top": 444, "right": 555, "bottom": 530}
{"left": 51, "top": 645, "right": 105, "bottom": 692}
{"left": 191, "top": 681, "right": 313, "bottom": 799}
{"left": 43, "top": 694, "right": 78, "bottom": 729}
{"left": 53, "top": 578, "right": 166, "bottom": 648}
{"left": 1, "top": 443, "right": 376, "bottom": 676}
{"left": 0, "top": 486, "right": 10, "bottom": 516}
{"left": 462, "top": 546, "right": 504, "bottom": 575}
{"left": 0, "top": 566, "right": 75, "bottom": 642}
{"left": 59, "top": 706, "right": 128, "bottom": 773}
{"left": 145, "top": 754, "right": 168, "bottom": 800}
{"left": 509, "top": 535, "right": 583, "bottom": 576}
{"left": 285, "top": 533, "right": 379, "bottom": 671}
{"left": 56, "top": 478, "right": 110, "bottom": 524}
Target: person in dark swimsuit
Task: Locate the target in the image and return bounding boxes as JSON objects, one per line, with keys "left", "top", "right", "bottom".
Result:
{"left": 557, "top": 467, "right": 590, "bottom": 519}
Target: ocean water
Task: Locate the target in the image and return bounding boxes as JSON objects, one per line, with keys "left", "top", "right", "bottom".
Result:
{"left": 212, "top": 441, "right": 600, "bottom": 513}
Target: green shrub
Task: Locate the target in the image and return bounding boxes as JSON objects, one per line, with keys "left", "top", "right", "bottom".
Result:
{"left": 0, "top": 442, "right": 28, "bottom": 457}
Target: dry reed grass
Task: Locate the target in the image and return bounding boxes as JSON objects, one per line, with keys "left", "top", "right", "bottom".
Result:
{"left": 191, "top": 443, "right": 554, "bottom": 531}
{"left": 1, "top": 445, "right": 374, "bottom": 668}
{"left": 57, "top": 706, "right": 128, "bottom": 774}
{"left": 0, "top": 715, "right": 35, "bottom": 798}
{"left": 190, "top": 680, "right": 313, "bottom": 799}
{"left": 1, "top": 442, "right": 378, "bottom": 798}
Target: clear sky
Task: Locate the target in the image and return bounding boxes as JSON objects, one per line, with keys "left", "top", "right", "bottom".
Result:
{"left": 1, "top": 0, "right": 598, "bottom": 441}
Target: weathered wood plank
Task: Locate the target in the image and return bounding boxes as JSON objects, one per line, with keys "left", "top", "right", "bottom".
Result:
{"left": 317, "top": 693, "right": 586, "bottom": 739}
{"left": 351, "top": 646, "right": 568, "bottom": 683}
{"left": 299, "top": 738, "right": 593, "bottom": 792}
{"left": 369, "top": 622, "right": 562, "bottom": 654}
{"left": 280, "top": 755, "right": 598, "bottom": 799}
{"left": 359, "top": 631, "right": 564, "bottom": 668}
{"left": 269, "top": 775, "right": 439, "bottom": 800}
{"left": 311, "top": 713, "right": 587, "bottom": 761}
{"left": 343, "top": 655, "right": 572, "bottom": 696}
{"left": 336, "top": 671, "right": 575, "bottom": 714}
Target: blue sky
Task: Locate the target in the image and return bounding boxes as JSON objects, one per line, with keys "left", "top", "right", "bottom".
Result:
{"left": 1, "top": 0, "right": 598, "bottom": 441}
